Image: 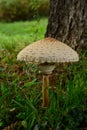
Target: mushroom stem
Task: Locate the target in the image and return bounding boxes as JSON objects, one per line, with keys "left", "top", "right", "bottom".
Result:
{"left": 42, "top": 74, "right": 49, "bottom": 107}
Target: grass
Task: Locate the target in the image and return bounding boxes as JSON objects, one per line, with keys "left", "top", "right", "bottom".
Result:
{"left": 0, "top": 18, "right": 47, "bottom": 51}
{"left": 0, "top": 18, "right": 87, "bottom": 130}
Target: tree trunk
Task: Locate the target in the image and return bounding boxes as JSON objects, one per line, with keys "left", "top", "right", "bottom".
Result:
{"left": 45, "top": 0, "right": 87, "bottom": 50}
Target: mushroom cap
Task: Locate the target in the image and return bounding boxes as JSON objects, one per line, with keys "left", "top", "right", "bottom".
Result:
{"left": 17, "top": 37, "right": 79, "bottom": 64}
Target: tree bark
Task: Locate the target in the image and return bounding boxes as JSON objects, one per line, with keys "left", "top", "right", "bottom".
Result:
{"left": 45, "top": 0, "right": 87, "bottom": 50}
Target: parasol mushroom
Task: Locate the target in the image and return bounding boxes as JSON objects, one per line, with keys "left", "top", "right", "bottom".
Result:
{"left": 17, "top": 37, "right": 79, "bottom": 107}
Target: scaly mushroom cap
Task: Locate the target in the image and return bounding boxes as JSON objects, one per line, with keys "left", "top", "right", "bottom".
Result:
{"left": 17, "top": 37, "right": 79, "bottom": 64}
